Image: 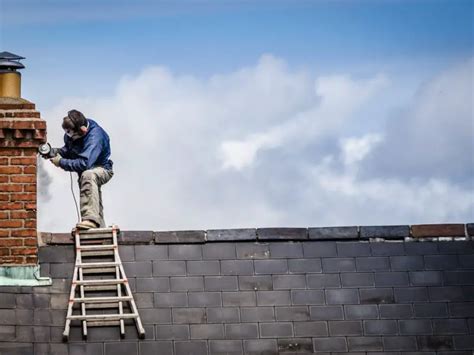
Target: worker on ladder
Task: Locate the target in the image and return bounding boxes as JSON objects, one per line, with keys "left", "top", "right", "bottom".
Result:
{"left": 49, "top": 109, "right": 114, "bottom": 230}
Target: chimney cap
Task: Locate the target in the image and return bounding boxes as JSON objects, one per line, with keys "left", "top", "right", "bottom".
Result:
{"left": 0, "top": 51, "right": 25, "bottom": 72}
{"left": 0, "top": 51, "right": 25, "bottom": 60}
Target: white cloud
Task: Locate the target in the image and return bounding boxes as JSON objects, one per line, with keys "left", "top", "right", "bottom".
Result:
{"left": 37, "top": 55, "right": 473, "bottom": 232}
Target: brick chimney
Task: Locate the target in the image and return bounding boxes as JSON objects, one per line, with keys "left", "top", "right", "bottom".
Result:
{"left": 0, "top": 52, "right": 47, "bottom": 270}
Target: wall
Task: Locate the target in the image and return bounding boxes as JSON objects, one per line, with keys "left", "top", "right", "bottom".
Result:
{"left": 0, "top": 225, "right": 473, "bottom": 354}
{"left": 0, "top": 97, "right": 46, "bottom": 265}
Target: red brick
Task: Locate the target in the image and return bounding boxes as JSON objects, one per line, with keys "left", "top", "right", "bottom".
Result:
{"left": 0, "top": 149, "right": 22, "bottom": 156}
{"left": 0, "top": 166, "right": 22, "bottom": 174}
{"left": 10, "top": 157, "right": 36, "bottom": 165}
{"left": 25, "top": 255, "right": 37, "bottom": 264}
{"left": 0, "top": 256, "right": 25, "bottom": 264}
{"left": 23, "top": 166, "right": 36, "bottom": 174}
{"left": 0, "top": 230, "right": 10, "bottom": 237}
{"left": 24, "top": 219, "right": 36, "bottom": 228}
{"left": 10, "top": 229, "right": 36, "bottom": 237}
{"left": 0, "top": 220, "right": 23, "bottom": 228}
{"left": 24, "top": 203, "right": 36, "bottom": 210}
{"left": 0, "top": 211, "right": 8, "bottom": 219}
{"left": 10, "top": 211, "right": 27, "bottom": 219}
{"left": 0, "top": 176, "right": 8, "bottom": 183}
{"left": 0, "top": 248, "right": 10, "bottom": 256}
{"left": 10, "top": 175, "right": 35, "bottom": 183}
{"left": 11, "top": 247, "right": 37, "bottom": 255}
{"left": 0, "top": 184, "right": 22, "bottom": 192}
{"left": 0, "top": 158, "right": 8, "bottom": 165}
{"left": 23, "top": 238, "right": 37, "bottom": 246}
{"left": 0, "top": 238, "right": 23, "bottom": 247}
{"left": 0, "top": 194, "right": 9, "bottom": 201}
{"left": 11, "top": 193, "right": 35, "bottom": 201}
{"left": 22, "top": 149, "right": 38, "bottom": 157}
{"left": 24, "top": 184, "right": 36, "bottom": 192}
{"left": 0, "top": 202, "right": 22, "bottom": 210}
{"left": 411, "top": 224, "right": 465, "bottom": 238}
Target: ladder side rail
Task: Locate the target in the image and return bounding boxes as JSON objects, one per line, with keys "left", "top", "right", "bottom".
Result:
{"left": 112, "top": 227, "right": 125, "bottom": 337}
{"left": 76, "top": 229, "right": 88, "bottom": 339}
{"left": 113, "top": 225, "right": 146, "bottom": 338}
{"left": 62, "top": 230, "right": 81, "bottom": 340}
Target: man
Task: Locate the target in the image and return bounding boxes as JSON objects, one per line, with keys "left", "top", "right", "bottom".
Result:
{"left": 49, "top": 109, "right": 114, "bottom": 230}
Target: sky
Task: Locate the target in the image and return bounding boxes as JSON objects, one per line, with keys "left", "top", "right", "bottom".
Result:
{"left": 0, "top": 0, "right": 473, "bottom": 232}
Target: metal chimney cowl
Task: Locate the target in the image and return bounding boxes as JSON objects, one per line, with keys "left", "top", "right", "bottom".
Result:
{"left": 0, "top": 51, "right": 25, "bottom": 98}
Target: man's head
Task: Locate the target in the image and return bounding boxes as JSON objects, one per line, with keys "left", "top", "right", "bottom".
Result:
{"left": 62, "top": 109, "right": 88, "bottom": 140}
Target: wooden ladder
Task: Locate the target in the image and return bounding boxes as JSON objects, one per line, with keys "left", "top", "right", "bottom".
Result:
{"left": 62, "top": 225, "right": 145, "bottom": 341}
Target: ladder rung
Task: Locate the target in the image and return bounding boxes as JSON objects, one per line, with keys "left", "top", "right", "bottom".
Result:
{"left": 81, "top": 251, "right": 115, "bottom": 257}
{"left": 75, "top": 279, "right": 127, "bottom": 285}
{"left": 77, "top": 262, "right": 120, "bottom": 268}
{"left": 82, "top": 268, "right": 116, "bottom": 274}
{"left": 82, "top": 302, "right": 126, "bottom": 309}
{"left": 78, "top": 245, "right": 116, "bottom": 251}
{"left": 88, "top": 320, "right": 121, "bottom": 326}
{"left": 75, "top": 227, "right": 116, "bottom": 235}
{"left": 67, "top": 313, "right": 137, "bottom": 321}
{"left": 72, "top": 296, "right": 132, "bottom": 304}
{"left": 79, "top": 234, "right": 113, "bottom": 240}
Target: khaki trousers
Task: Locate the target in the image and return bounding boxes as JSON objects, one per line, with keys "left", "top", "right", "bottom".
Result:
{"left": 78, "top": 167, "right": 113, "bottom": 227}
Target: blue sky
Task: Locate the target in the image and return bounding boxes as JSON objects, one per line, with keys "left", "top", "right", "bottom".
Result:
{"left": 0, "top": 0, "right": 472, "bottom": 231}
{"left": 2, "top": 0, "right": 472, "bottom": 106}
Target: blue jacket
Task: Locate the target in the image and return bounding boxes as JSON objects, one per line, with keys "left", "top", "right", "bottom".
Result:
{"left": 58, "top": 119, "right": 113, "bottom": 173}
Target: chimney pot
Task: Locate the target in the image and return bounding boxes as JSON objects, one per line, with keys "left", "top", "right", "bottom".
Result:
{"left": 0, "top": 51, "right": 25, "bottom": 98}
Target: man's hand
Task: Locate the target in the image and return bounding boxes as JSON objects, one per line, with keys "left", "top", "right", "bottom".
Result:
{"left": 50, "top": 154, "right": 62, "bottom": 167}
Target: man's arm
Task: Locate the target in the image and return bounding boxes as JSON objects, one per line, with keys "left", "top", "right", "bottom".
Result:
{"left": 59, "top": 132, "right": 103, "bottom": 172}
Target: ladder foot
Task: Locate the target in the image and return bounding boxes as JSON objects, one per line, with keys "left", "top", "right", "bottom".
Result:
{"left": 62, "top": 334, "right": 69, "bottom": 342}
{"left": 139, "top": 332, "right": 146, "bottom": 339}
{"left": 120, "top": 332, "right": 126, "bottom": 339}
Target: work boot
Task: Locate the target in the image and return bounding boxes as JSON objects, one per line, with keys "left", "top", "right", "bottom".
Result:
{"left": 76, "top": 220, "right": 99, "bottom": 230}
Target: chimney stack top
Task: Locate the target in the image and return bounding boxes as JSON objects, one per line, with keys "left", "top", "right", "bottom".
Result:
{"left": 0, "top": 51, "right": 25, "bottom": 72}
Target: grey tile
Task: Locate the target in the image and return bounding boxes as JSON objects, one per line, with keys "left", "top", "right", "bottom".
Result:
{"left": 240, "top": 307, "right": 274, "bottom": 322}
{"left": 347, "top": 336, "right": 383, "bottom": 351}
{"left": 382, "top": 336, "right": 418, "bottom": 351}
{"left": 174, "top": 341, "right": 208, "bottom": 355}
{"left": 243, "top": 339, "right": 278, "bottom": 354}
{"left": 291, "top": 290, "right": 325, "bottom": 305}
{"left": 221, "top": 260, "right": 254, "bottom": 275}
{"left": 328, "top": 320, "right": 363, "bottom": 336}
{"left": 188, "top": 292, "right": 222, "bottom": 307}
{"left": 136, "top": 277, "right": 170, "bottom": 292}
{"left": 399, "top": 319, "right": 433, "bottom": 335}
{"left": 344, "top": 305, "right": 378, "bottom": 319}
{"left": 325, "top": 289, "right": 359, "bottom": 305}
{"left": 204, "top": 276, "right": 238, "bottom": 291}
{"left": 310, "top": 305, "right": 344, "bottom": 320}
{"left": 322, "top": 258, "right": 356, "bottom": 272}
{"left": 190, "top": 324, "right": 224, "bottom": 339}
{"left": 337, "top": 242, "right": 371, "bottom": 256}
{"left": 306, "top": 274, "right": 340, "bottom": 288}
{"left": 273, "top": 274, "right": 306, "bottom": 289}
{"left": 238, "top": 276, "right": 272, "bottom": 291}
{"left": 269, "top": 242, "right": 303, "bottom": 258}
{"left": 172, "top": 308, "right": 206, "bottom": 324}
{"left": 359, "top": 288, "right": 394, "bottom": 304}
{"left": 135, "top": 245, "right": 168, "bottom": 260}
{"left": 257, "top": 291, "right": 291, "bottom": 306}
{"left": 155, "top": 324, "right": 190, "bottom": 340}
{"left": 104, "top": 342, "right": 138, "bottom": 355}
{"left": 186, "top": 260, "right": 220, "bottom": 275}
{"left": 312, "top": 337, "right": 348, "bottom": 352}
{"left": 122, "top": 261, "right": 152, "bottom": 277}
{"left": 170, "top": 276, "right": 204, "bottom": 291}
{"left": 363, "top": 320, "right": 398, "bottom": 335}
{"left": 152, "top": 260, "right": 186, "bottom": 276}
{"left": 236, "top": 243, "right": 270, "bottom": 259}
{"left": 275, "top": 306, "right": 310, "bottom": 321}
{"left": 207, "top": 228, "right": 256, "bottom": 241}
{"left": 225, "top": 323, "right": 258, "bottom": 339}
{"left": 139, "top": 341, "right": 173, "bottom": 355}
{"left": 222, "top": 291, "right": 256, "bottom": 306}
{"left": 259, "top": 322, "right": 293, "bottom": 337}
{"left": 202, "top": 243, "right": 236, "bottom": 259}
{"left": 294, "top": 321, "right": 328, "bottom": 337}
{"left": 303, "top": 242, "right": 337, "bottom": 257}
{"left": 169, "top": 244, "right": 202, "bottom": 260}
{"left": 209, "top": 340, "right": 243, "bottom": 354}
{"left": 207, "top": 307, "right": 240, "bottom": 323}
{"left": 288, "top": 258, "right": 322, "bottom": 273}
{"left": 154, "top": 292, "right": 188, "bottom": 307}
{"left": 309, "top": 226, "right": 358, "bottom": 240}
